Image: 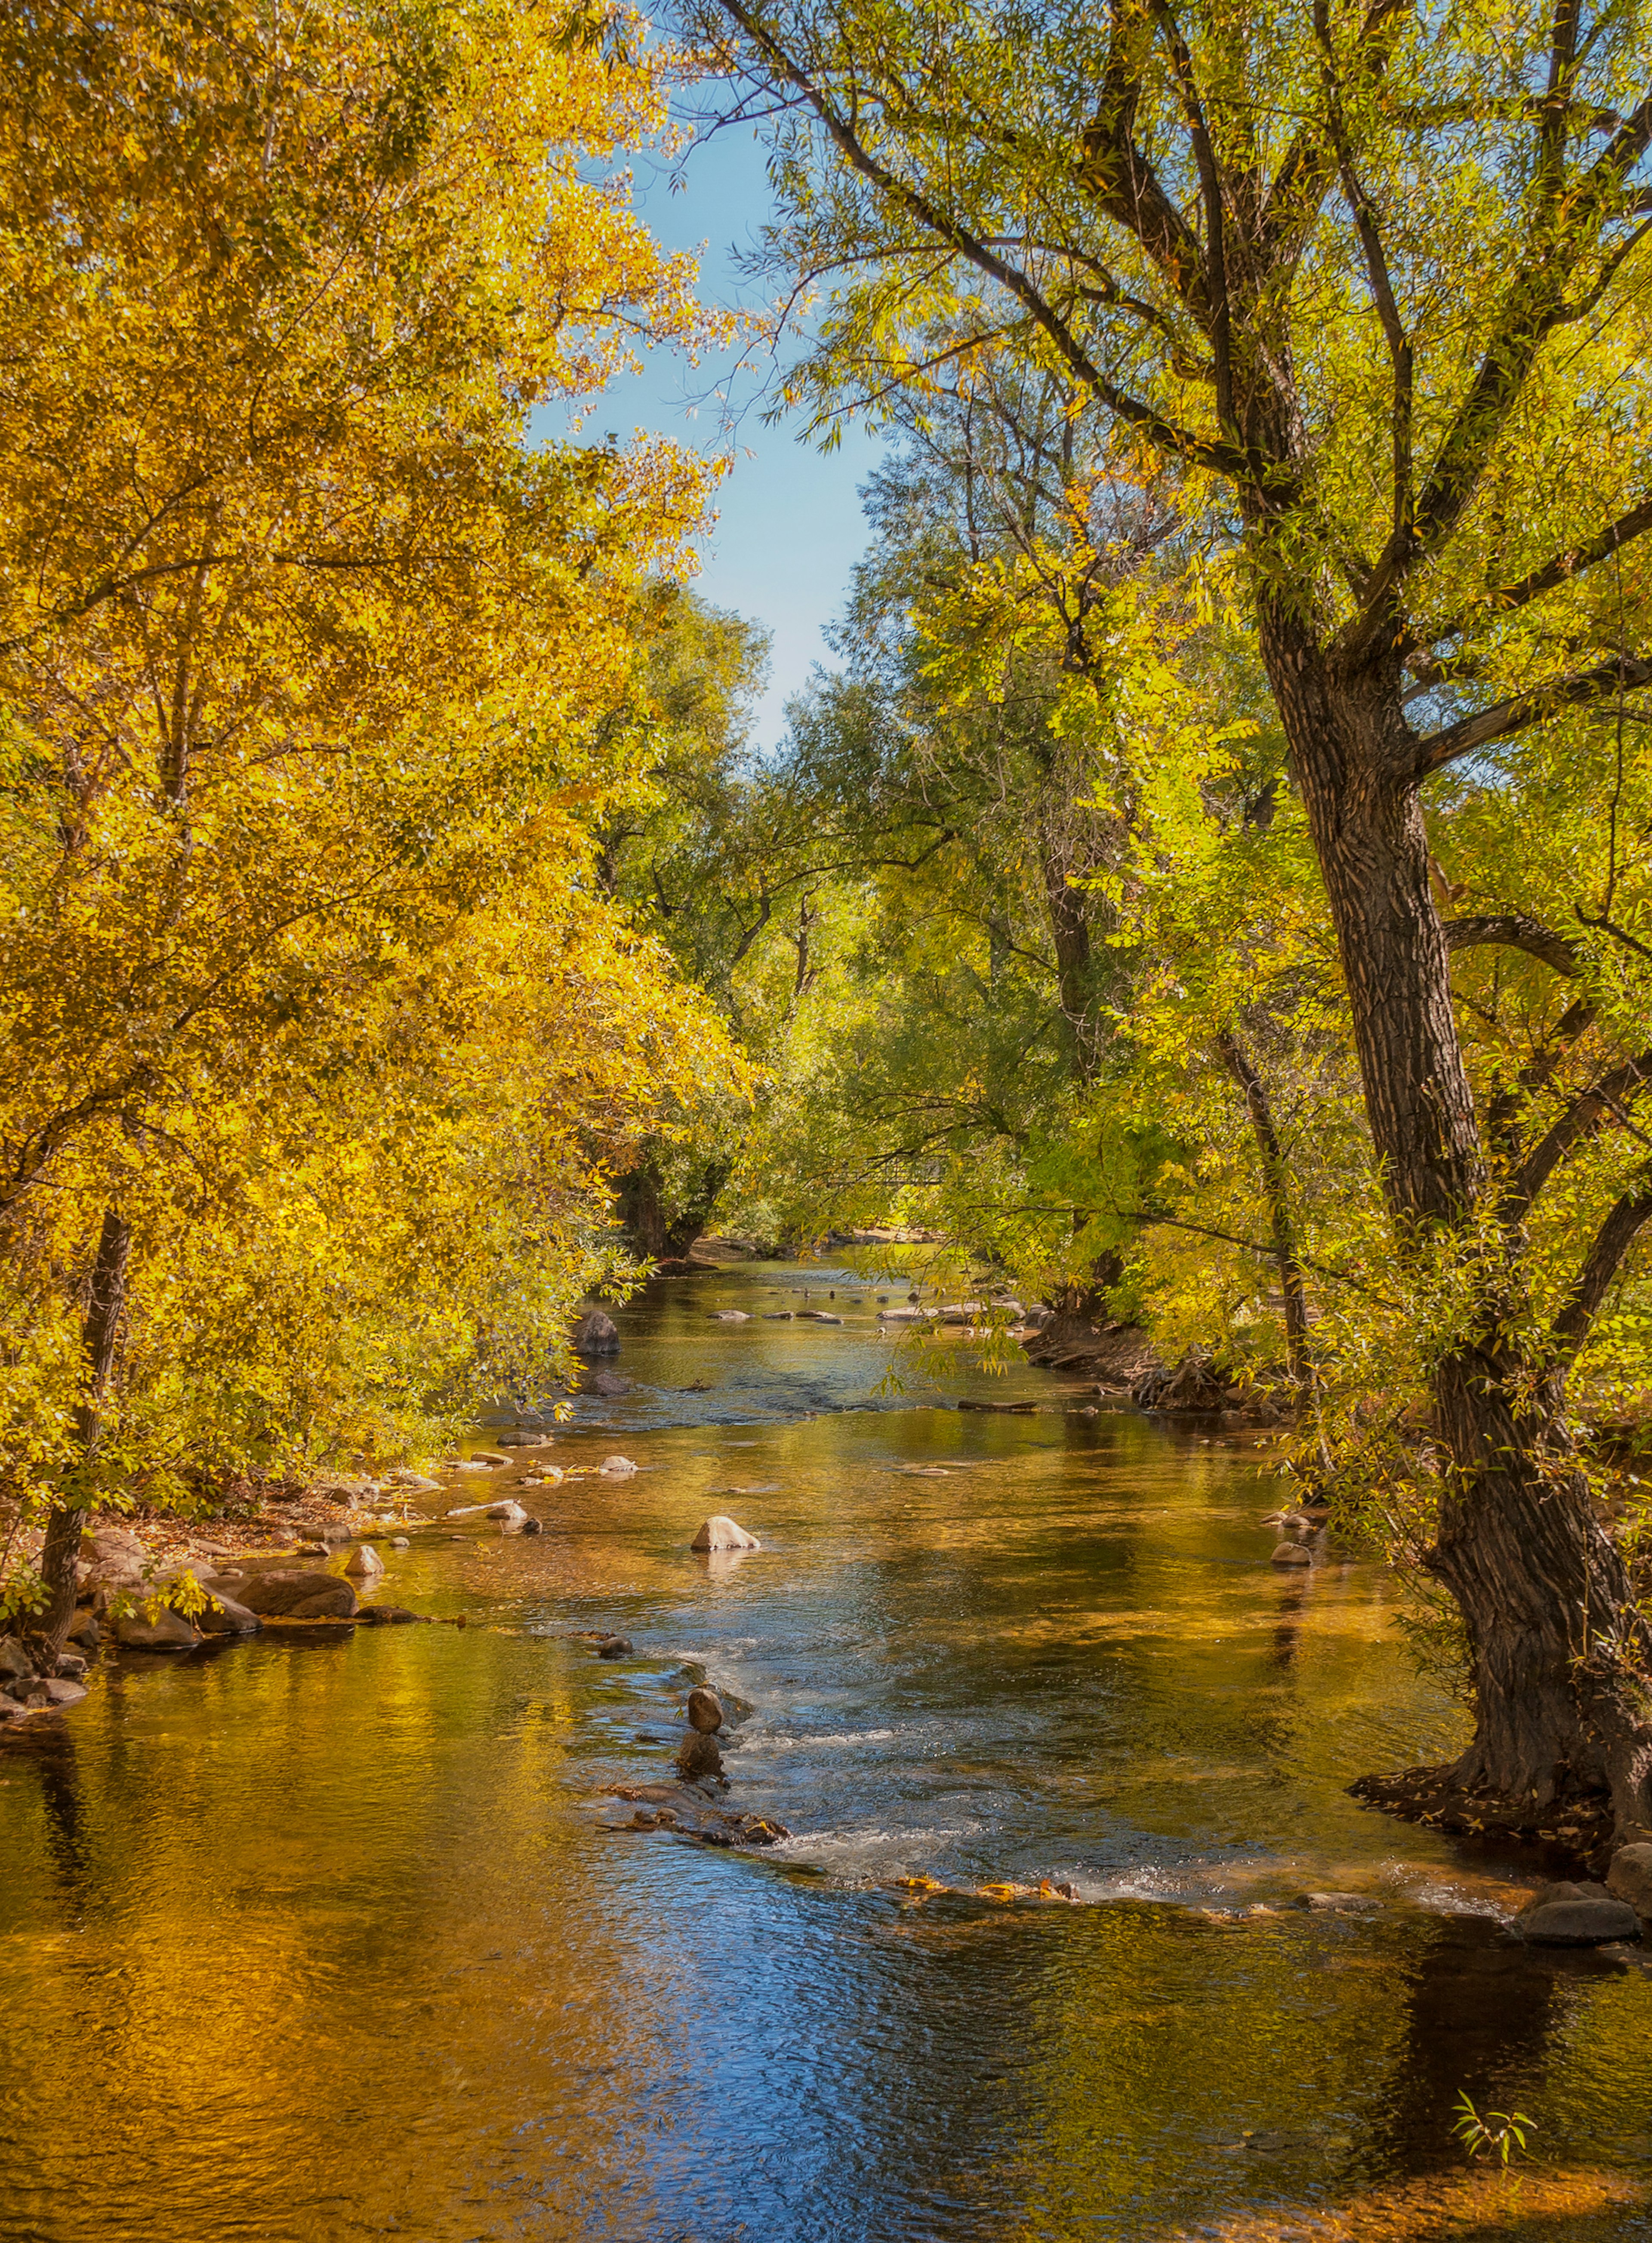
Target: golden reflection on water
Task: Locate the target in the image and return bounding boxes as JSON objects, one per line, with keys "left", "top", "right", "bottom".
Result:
{"left": 1162, "top": 2166, "right": 1646, "bottom": 2240}
{"left": 4, "top": 1281, "right": 1652, "bottom": 2238}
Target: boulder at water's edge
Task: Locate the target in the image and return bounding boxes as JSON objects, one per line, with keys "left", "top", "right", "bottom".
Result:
{"left": 234, "top": 1571, "right": 358, "bottom": 1620}
{"left": 572, "top": 1309, "right": 620, "bottom": 1357}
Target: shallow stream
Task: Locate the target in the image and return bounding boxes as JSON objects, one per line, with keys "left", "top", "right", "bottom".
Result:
{"left": 4, "top": 1263, "right": 1652, "bottom": 2240}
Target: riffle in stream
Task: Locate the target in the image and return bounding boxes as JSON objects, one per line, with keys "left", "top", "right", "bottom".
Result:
{"left": 3, "top": 1263, "right": 1651, "bottom": 2240}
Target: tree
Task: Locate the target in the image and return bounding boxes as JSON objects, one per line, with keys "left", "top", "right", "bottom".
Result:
{"left": 0, "top": 0, "right": 739, "bottom": 1656}
{"left": 593, "top": 583, "right": 772, "bottom": 1259}
{"left": 693, "top": 0, "right": 1652, "bottom": 1836}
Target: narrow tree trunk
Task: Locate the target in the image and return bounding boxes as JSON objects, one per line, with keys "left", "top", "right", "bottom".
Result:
{"left": 1214, "top": 1028, "right": 1313, "bottom": 1388}
{"left": 617, "top": 1157, "right": 669, "bottom": 1261}
{"left": 1256, "top": 606, "right": 1652, "bottom": 1838}
{"left": 1041, "top": 846, "right": 1097, "bottom": 1080}
{"left": 27, "top": 1208, "right": 130, "bottom": 1669}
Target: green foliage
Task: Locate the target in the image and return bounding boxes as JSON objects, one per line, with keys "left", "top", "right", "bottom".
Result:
{"left": 1452, "top": 2093, "right": 1535, "bottom": 2169}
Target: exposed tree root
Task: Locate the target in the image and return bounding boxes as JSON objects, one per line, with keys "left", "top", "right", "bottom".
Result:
{"left": 1350, "top": 1764, "right": 1618, "bottom": 1876}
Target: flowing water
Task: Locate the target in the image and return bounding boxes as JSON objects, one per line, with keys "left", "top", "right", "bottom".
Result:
{"left": 4, "top": 1262, "right": 1652, "bottom": 2242}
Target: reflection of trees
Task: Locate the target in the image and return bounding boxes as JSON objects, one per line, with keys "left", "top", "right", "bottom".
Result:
{"left": 1370, "top": 1911, "right": 1568, "bottom": 2176}
{"left": 13, "top": 1723, "right": 91, "bottom": 1901}
{"left": 1271, "top": 1579, "right": 1310, "bottom": 1671}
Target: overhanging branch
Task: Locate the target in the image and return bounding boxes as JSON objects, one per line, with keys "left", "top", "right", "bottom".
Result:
{"left": 1413, "top": 654, "right": 1652, "bottom": 776}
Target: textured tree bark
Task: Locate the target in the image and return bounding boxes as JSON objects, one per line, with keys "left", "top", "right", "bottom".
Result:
{"left": 26, "top": 1207, "right": 130, "bottom": 1669}
{"left": 1256, "top": 602, "right": 1652, "bottom": 1838}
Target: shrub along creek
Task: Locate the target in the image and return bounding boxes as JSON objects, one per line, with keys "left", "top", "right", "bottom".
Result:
{"left": 4, "top": 1266, "right": 1652, "bottom": 2242}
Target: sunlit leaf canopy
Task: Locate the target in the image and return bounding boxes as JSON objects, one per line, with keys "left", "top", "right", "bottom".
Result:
{"left": 0, "top": 0, "right": 751, "bottom": 1535}
{"left": 695, "top": 0, "right": 1652, "bottom": 740}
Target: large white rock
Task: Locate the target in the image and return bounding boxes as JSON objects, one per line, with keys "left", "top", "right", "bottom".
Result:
{"left": 601, "top": 1456, "right": 639, "bottom": 1478}
{"left": 690, "top": 1515, "right": 761, "bottom": 1553}
{"left": 343, "top": 1544, "right": 385, "bottom": 1578}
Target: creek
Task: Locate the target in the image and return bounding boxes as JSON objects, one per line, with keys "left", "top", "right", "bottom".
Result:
{"left": 3, "top": 1260, "right": 1652, "bottom": 2241}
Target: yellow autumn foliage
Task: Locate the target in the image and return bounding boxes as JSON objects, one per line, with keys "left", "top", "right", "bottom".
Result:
{"left": 0, "top": 0, "right": 747, "bottom": 1544}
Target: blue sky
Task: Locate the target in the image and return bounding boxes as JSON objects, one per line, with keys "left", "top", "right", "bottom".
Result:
{"left": 543, "top": 119, "right": 887, "bottom": 755}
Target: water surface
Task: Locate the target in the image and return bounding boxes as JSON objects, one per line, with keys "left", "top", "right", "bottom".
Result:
{"left": 4, "top": 1265, "right": 1651, "bottom": 2240}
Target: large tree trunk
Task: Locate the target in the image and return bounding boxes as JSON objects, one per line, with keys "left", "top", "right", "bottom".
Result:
{"left": 1257, "top": 606, "right": 1652, "bottom": 1839}
{"left": 26, "top": 1207, "right": 130, "bottom": 1669}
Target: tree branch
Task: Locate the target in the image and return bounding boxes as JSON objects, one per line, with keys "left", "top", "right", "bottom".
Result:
{"left": 1443, "top": 492, "right": 1652, "bottom": 632}
{"left": 714, "top": 0, "right": 1246, "bottom": 476}
{"left": 1510, "top": 1048, "right": 1652, "bottom": 1214}
{"left": 1412, "top": 655, "right": 1652, "bottom": 776}
{"left": 1443, "top": 912, "right": 1581, "bottom": 978}
{"left": 1552, "top": 1168, "right": 1652, "bottom": 1362}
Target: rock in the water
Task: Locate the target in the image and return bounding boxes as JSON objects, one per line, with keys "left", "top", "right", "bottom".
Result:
{"left": 113, "top": 1607, "right": 200, "bottom": 1650}
{"left": 67, "top": 1613, "right": 100, "bottom": 1651}
{"left": 233, "top": 1571, "right": 358, "bottom": 1620}
{"left": 471, "top": 1451, "right": 509, "bottom": 1467}
{"left": 54, "top": 1651, "right": 88, "bottom": 1679}
{"left": 446, "top": 1499, "right": 527, "bottom": 1521}
{"left": 1270, "top": 1541, "right": 1314, "bottom": 1567}
{"left": 0, "top": 1636, "right": 29, "bottom": 1681}
{"left": 343, "top": 1545, "right": 384, "bottom": 1579}
{"left": 35, "top": 1677, "right": 88, "bottom": 1709}
{"left": 389, "top": 1536, "right": 410, "bottom": 1550}
{"left": 687, "top": 1686, "right": 724, "bottom": 1734}
{"left": 582, "top": 1370, "right": 630, "bottom": 1398}
{"left": 197, "top": 1588, "right": 261, "bottom": 1635}
{"left": 1518, "top": 1882, "right": 1640, "bottom": 1945}
{"left": 388, "top": 1471, "right": 442, "bottom": 1493}
{"left": 356, "top": 1606, "right": 421, "bottom": 1625}
{"left": 520, "top": 1517, "right": 542, "bottom": 1535}
{"left": 707, "top": 1310, "right": 750, "bottom": 1323}
{"left": 797, "top": 1309, "right": 843, "bottom": 1324}
{"left": 691, "top": 1514, "right": 761, "bottom": 1553}
{"left": 497, "top": 1431, "right": 554, "bottom": 1447}
{"left": 595, "top": 1634, "right": 633, "bottom": 1658}
{"left": 1607, "top": 1844, "right": 1652, "bottom": 1917}
{"left": 601, "top": 1455, "right": 639, "bottom": 1477}
{"left": 572, "top": 1308, "right": 620, "bottom": 1357}
{"left": 764, "top": 1311, "right": 794, "bottom": 1321}
{"left": 1297, "top": 1891, "right": 1378, "bottom": 1911}
{"left": 676, "top": 1730, "right": 724, "bottom": 1781}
